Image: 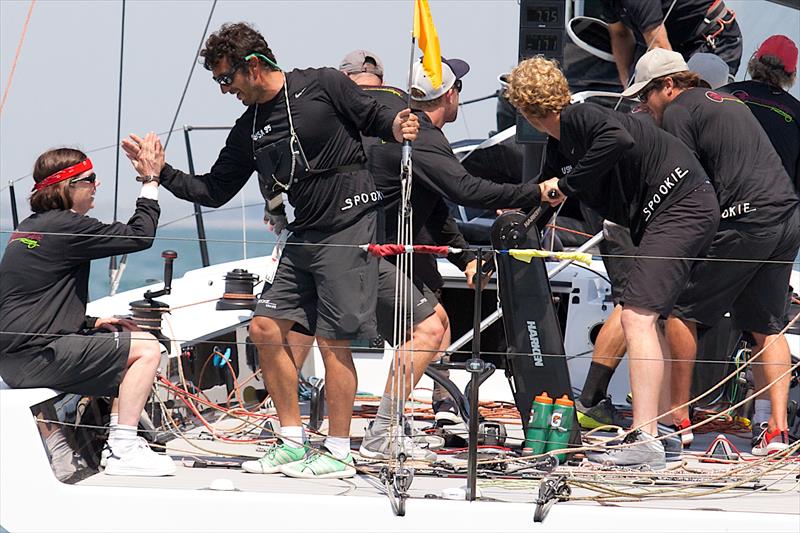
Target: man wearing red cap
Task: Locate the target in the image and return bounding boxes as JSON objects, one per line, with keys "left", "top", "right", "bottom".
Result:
{"left": 724, "top": 35, "right": 799, "bottom": 191}
{"left": 722, "top": 34, "right": 800, "bottom": 449}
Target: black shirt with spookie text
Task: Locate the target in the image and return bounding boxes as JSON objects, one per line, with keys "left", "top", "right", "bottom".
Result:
{"left": 549, "top": 103, "right": 708, "bottom": 244}
{"left": 661, "top": 88, "right": 798, "bottom": 225}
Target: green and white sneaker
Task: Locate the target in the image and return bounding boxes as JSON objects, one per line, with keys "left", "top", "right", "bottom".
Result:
{"left": 241, "top": 442, "right": 306, "bottom": 474}
{"left": 280, "top": 447, "right": 356, "bottom": 479}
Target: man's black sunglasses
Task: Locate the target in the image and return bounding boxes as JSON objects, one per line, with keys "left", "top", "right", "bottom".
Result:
{"left": 213, "top": 63, "right": 243, "bottom": 86}
{"left": 70, "top": 173, "right": 97, "bottom": 185}
{"left": 453, "top": 79, "right": 463, "bottom": 93}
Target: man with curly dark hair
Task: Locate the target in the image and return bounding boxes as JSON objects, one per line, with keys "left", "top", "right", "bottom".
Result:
{"left": 123, "top": 22, "right": 419, "bottom": 479}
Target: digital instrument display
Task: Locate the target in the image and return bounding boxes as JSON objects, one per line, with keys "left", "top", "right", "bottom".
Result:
{"left": 525, "top": 6, "right": 560, "bottom": 25}
{"left": 521, "top": 30, "right": 563, "bottom": 56}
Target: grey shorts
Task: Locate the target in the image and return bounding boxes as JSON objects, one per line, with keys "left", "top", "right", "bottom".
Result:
{"left": 254, "top": 211, "right": 379, "bottom": 340}
{"left": 673, "top": 207, "right": 800, "bottom": 334}
{"left": 0, "top": 331, "right": 131, "bottom": 396}
{"left": 376, "top": 259, "right": 437, "bottom": 343}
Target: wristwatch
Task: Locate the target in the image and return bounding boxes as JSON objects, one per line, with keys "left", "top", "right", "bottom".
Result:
{"left": 136, "top": 175, "right": 160, "bottom": 184}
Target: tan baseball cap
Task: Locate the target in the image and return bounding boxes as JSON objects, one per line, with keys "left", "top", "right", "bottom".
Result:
{"left": 621, "top": 48, "right": 689, "bottom": 97}
{"left": 339, "top": 50, "right": 384, "bottom": 77}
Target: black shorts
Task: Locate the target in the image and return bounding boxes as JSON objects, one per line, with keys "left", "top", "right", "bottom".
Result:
{"left": 600, "top": 220, "right": 636, "bottom": 305}
{"left": 376, "top": 260, "right": 437, "bottom": 343}
{"left": 0, "top": 331, "right": 131, "bottom": 396}
{"left": 255, "top": 211, "right": 379, "bottom": 340}
{"left": 672, "top": 207, "right": 800, "bottom": 334}
{"left": 622, "top": 183, "right": 719, "bottom": 317}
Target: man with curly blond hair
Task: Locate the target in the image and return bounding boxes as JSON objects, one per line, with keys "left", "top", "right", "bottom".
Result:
{"left": 506, "top": 56, "right": 719, "bottom": 468}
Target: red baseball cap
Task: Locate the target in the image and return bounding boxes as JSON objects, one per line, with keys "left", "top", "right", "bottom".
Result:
{"left": 755, "top": 35, "right": 798, "bottom": 74}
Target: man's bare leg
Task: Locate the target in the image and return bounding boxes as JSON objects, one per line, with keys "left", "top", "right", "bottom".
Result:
{"left": 286, "top": 330, "right": 314, "bottom": 369}
{"left": 750, "top": 332, "right": 791, "bottom": 432}
{"left": 621, "top": 306, "right": 664, "bottom": 437}
{"left": 316, "top": 337, "right": 358, "bottom": 439}
{"left": 383, "top": 313, "right": 445, "bottom": 397}
{"left": 249, "top": 316, "right": 302, "bottom": 429}
{"left": 665, "top": 316, "right": 697, "bottom": 427}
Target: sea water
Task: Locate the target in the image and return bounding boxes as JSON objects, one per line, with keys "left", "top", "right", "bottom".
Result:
{"left": 88, "top": 224, "right": 275, "bottom": 301}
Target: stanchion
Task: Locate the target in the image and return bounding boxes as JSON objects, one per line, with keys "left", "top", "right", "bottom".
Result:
{"left": 466, "top": 248, "right": 484, "bottom": 501}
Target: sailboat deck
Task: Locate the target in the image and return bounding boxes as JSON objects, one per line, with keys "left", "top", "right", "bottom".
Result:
{"left": 77, "top": 417, "right": 800, "bottom": 524}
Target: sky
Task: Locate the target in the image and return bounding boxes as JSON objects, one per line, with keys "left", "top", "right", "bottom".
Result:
{"left": 1, "top": 0, "right": 799, "bottom": 233}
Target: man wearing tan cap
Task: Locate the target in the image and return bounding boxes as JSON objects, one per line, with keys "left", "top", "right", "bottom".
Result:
{"left": 628, "top": 47, "right": 800, "bottom": 456}
{"left": 339, "top": 49, "right": 385, "bottom": 85}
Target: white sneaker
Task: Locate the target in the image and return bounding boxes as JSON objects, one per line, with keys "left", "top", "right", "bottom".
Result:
{"left": 359, "top": 421, "right": 437, "bottom": 462}
{"left": 104, "top": 437, "right": 176, "bottom": 476}
{"left": 99, "top": 443, "right": 112, "bottom": 469}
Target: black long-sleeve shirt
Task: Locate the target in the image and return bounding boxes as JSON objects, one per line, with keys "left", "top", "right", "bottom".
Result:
{"left": 548, "top": 103, "right": 708, "bottom": 244}
{"left": 661, "top": 88, "right": 798, "bottom": 225}
{"left": 159, "top": 67, "right": 398, "bottom": 233}
{"left": 0, "top": 199, "right": 160, "bottom": 359}
{"left": 364, "top": 86, "right": 539, "bottom": 263}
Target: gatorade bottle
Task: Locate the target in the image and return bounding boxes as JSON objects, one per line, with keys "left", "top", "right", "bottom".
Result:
{"left": 523, "top": 392, "right": 553, "bottom": 455}
{"left": 545, "top": 395, "right": 575, "bottom": 463}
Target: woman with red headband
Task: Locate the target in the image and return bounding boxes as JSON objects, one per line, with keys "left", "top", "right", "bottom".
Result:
{"left": 0, "top": 134, "right": 176, "bottom": 477}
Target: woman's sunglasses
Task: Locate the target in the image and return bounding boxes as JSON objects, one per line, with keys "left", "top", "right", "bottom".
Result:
{"left": 70, "top": 173, "right": 97, "bottom": 185}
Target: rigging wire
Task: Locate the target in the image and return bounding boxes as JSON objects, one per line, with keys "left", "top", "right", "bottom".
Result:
{"left": 112, "top": 0, "right": 126, "bottom": 223}
{"left": 108, "top": 0, "right": 127, "bottom": 295}
{"left": 163, "top": 0, "right": 218, "bottom": 151}
{"left": 0, "top": 0, "right": 36, "bottom": 118}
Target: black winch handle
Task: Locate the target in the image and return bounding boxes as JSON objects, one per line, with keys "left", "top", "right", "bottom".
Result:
{"left": 162, "top": 250, "right": 177, "bottom": 295}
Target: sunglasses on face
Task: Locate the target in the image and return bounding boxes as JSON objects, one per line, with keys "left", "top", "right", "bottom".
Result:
{"left": 453, "top": 79, "right": 463, "bottom": 93}
{"left": 213, "top": 63, "right": 242, "bottom": 86}
{"left": 636, "top": 81, "right": 663, "bottom": 103}
{"left": 70, "top": 173, "right": 97, "bottom": 185}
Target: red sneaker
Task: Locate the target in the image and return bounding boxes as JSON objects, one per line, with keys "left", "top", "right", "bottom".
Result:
{"left": 752, "top": 427, "right": 789, "bottom": 456}
{"left": 672, "top": 418, "right": 694, "bottom": 448}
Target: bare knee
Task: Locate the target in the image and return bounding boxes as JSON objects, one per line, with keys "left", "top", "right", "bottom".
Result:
{"left": 414, "top": 314, "right": 445, "bottom": 350}
{"left": 620, "top": 306, "right": 658, "bottom": 335}
{"left": 249, "top": 316, "right": 285, "bottom": 346}
{"left": 128, "top": 332, "right": 161, "bottom": 368}
{"left": 434, "top": 303, "right": 450, "bottom": 332}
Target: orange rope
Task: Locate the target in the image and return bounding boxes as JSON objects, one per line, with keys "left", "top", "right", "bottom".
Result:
{"left": 0, "top": 0, "right": 36, "bottom": 117}
{"left": 546, "top": 224, "right": 593, "bottom": 239}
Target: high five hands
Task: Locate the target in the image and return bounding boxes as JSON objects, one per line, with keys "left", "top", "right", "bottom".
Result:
{"left": 121, "top": 132, "right": 165, "bottom": 178}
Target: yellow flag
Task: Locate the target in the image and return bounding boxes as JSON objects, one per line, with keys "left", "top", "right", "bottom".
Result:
{"left": 413, "top": 0, "right": 442, "bottom": 88}
{"left": 509, "top": 249, "right": 593, "bottom": 266}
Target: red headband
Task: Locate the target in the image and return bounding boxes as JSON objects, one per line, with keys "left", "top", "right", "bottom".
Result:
{"left": 32, "top": 158, "right": 93, "bottom": 192}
